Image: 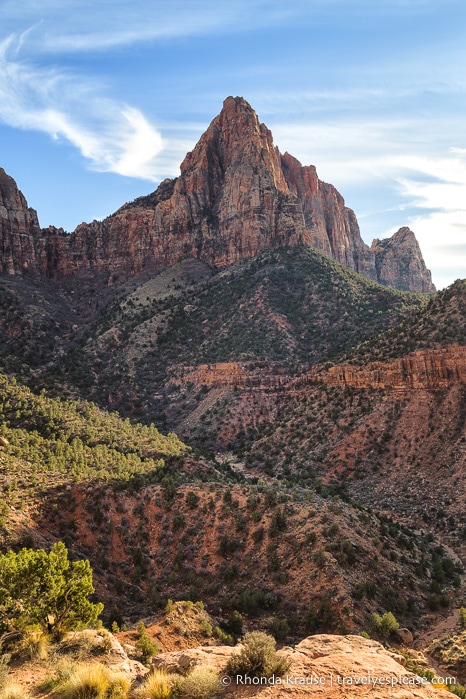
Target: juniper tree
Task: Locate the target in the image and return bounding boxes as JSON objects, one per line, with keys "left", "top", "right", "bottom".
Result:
{"left": 0, "top": 542, "right": 103, "bottom": 635}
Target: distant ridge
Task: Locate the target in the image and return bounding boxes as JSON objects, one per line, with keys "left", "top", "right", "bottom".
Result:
{"left": 0, "top": 97, "right": 434, "bottom": 291}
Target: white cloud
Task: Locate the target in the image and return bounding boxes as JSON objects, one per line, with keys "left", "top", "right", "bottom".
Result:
{"left": 270, "top": 116, "right": 466, "bottom": 289}
{"left": 0, "top": 35, "right": 163, "bottom": 180}
{"left": 386, "top": 151, "right": 466, "bottom": 288}
{"left": 0, "top": 1, "right": 306, "bottom": 54}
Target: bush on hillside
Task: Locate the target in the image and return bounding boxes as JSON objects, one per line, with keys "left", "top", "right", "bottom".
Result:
{"left": 224, "top": 631, "right": 290, "bottom": 680}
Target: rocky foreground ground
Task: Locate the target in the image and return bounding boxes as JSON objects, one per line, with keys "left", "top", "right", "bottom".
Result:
{"left": 6, "top": 630, "right": 456, "bottom": 698}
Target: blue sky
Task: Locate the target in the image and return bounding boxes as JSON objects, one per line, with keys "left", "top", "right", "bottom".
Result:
{"left": 1, "top": 1, "right": 466, "bottom": 289}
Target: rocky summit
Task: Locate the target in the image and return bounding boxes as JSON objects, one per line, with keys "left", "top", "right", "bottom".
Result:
{"left": 0, "top": 97, "right": 434, "bottom": 292}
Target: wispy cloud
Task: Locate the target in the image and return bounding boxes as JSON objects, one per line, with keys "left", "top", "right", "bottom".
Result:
{"left": 0, "top": 1, "right": 305, "bottom": 54}
{"left": 0, "top": 35, "right": 163, "bottom": 180}
{"left": 0, "top": 0, "right": 453, "bottom": 54}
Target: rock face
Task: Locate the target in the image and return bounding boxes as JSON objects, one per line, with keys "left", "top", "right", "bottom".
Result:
{"left": 0, "top": 98, "right": 435, "bottom": 292}
{"left": 280, "top": 152, "right": 377, "bottom": 281}
{"left": 309, "top": 345, "right": 466, "bottom": 391}
{"left": 0, "top": 168, "right": 45, "bottom": 276}
{"left": 372, "top": 226, "right": 435, "bottom": 292}
{"left": 152, "top": 634, "right": 449, "bottom": 698}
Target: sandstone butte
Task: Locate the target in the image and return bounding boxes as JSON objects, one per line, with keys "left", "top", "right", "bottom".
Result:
{"left": 0, "top": 97, "right": 434, "bottom": 292}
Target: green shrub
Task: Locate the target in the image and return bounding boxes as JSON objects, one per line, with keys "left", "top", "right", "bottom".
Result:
{"left": 199, "top": 619, "right": 213, "bottom": 637}
{"left": 221, "top": 611, "right": 243, "bottom": 639}
{"left": 136, "top": 625, "right": 159, "bottom": 663}
{"left": 0, "top": 543, "right": 103, "bottom": 635}
{"left": 185, "top": 492, "right": 199, "bottom": 510}
{"left": 368, "top": 611, "right": 399, "bottom": 638}
{"left": 224, "top": 631, "right": 290, "bottom": 680}
{"left": 268, "top": 618, "right": 290, "bottom": 642}
{"left": 181, "top": 666, "right": 221, "bottom": 698}
{"left": 214, "top": 627, "right": 234, "bottom": 645}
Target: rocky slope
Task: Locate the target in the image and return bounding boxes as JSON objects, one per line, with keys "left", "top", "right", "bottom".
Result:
{"left": 0, "top": 98, "right": 434, "bottom": 292}
{"left": 3, "top": 627, "right": 455, "bottom": 699}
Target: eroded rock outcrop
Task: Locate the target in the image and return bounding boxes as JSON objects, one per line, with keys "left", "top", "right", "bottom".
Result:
{"left": 0, "top": 168, "right": 46, "bottom": 276}
{"left": 373, "top": 227, "right": 435, "bottom": 292}
{"left": 152, "top": 634, "right": 449, "bottom": 698}
{"left": 281, "top": 152, "right": 377, "bottom": 281}
{"left": 308, "top": 344, "right": 466, "bottom": 391}
{"left": 0, "top": 98, "right": 435, "bottom": 291}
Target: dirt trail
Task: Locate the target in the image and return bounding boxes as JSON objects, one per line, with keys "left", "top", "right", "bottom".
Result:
{"left": 176, "top": 387, "right": 229, "bottom": 431}
{"left": 414, "top": 609, "right": 461, "bottom": 649}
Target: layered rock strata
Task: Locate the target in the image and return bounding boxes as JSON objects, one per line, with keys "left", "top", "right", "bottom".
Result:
{"left": 0, "top": 98, "right": 435, "bottom": 292}
{"left": 0, "top": 168, "right": 45, "bottom": 276}
{"left": 308, "top": 345, "right": 466, "bottom": 391}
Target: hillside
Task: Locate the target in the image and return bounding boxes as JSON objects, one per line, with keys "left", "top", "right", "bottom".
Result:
{"left": 0, "top": 371, "right": 462, "bottom": 638}
{"left": 47, "top": 246, "right": 426, "bottom": 430}
{"left": 345, "top": 279, "right": 466, "bottom": 363}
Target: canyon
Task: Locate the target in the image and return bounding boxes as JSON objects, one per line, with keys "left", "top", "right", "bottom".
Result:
{"left": 0, "top": 96, "right": 465, "bottom": 699}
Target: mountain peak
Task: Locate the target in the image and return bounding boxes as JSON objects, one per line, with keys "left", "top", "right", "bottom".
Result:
{"left": 180, "top": 94, "right": 289, "bottom": 195}
{"left": 0, "top": 98, "right": 435, "bottom": 291}
{"left": 372, "top": 227, "right": 435, "bottom": 292}
{"left": 222, "top": 94, "right": 254, "bottom": 111}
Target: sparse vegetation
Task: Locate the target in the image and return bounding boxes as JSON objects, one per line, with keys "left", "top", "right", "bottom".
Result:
{"left": 367, "top": 611, "right": 400, "bottom": 638}
{"left": 135, "top": 622, "right": 159, "bottom": 663}
{"left": 181, "top": 666, "right": 221, "bottom": 699}
{"left": 52, "top": 663, "right": 130, "bottom": 699}
{"left": 135, "top": 670, "right": 179, "bottom": 699}
{"left": 225, "top": 631, "right": 290, "bottom": 680}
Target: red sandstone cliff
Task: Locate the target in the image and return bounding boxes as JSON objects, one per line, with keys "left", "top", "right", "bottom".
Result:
{"left": 372, "top": 226, "right": 435, "bottom": 293}
{"left": 0, "top": 97, "right": 435, "bottom": 292}
{"left": 307, "top": 344, "right": 466, "bottom": 391}
{"left": 0, "top": 168, "right": 46, "bottom": 276}
{"left": 280, "top": 152, "right": 377, "bottom": 281}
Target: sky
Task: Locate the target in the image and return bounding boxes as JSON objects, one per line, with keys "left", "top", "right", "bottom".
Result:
{"left": 1, "top": 1, "right": 466, "bottom": 289}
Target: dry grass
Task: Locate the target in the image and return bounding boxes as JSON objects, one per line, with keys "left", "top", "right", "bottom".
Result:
{"left": 181, "top": 666, "right": 221, "bottom": 698}
{"left": 53, "top": 662, "right": 130, "bottom": 699}
{"left": 0, "top": 683, "right": 31, "bottom": 699}
{"left": 134, "top": 670, "right": 180, "bottom": 699}
{"left": 12, "top": 631, "right": 50, "bottom": 661}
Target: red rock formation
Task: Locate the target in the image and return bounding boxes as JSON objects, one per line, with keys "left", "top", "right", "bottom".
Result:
{"left": 281, "top": 152, "right": 377, "bottom": 281}
{"left": 0, "top": 168, "right": 46, "bottom": 276}
{"left": 372, "top": 227, "right": 435, "bottom": 292}
{"left": 179, "top": 362, "right": 290, "bottom": 389}
{"left": 0, "top": 98, "right": 435, "bottom": 291}
{"left": 307, "top": 344, "right": 466, "bottom": 391}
